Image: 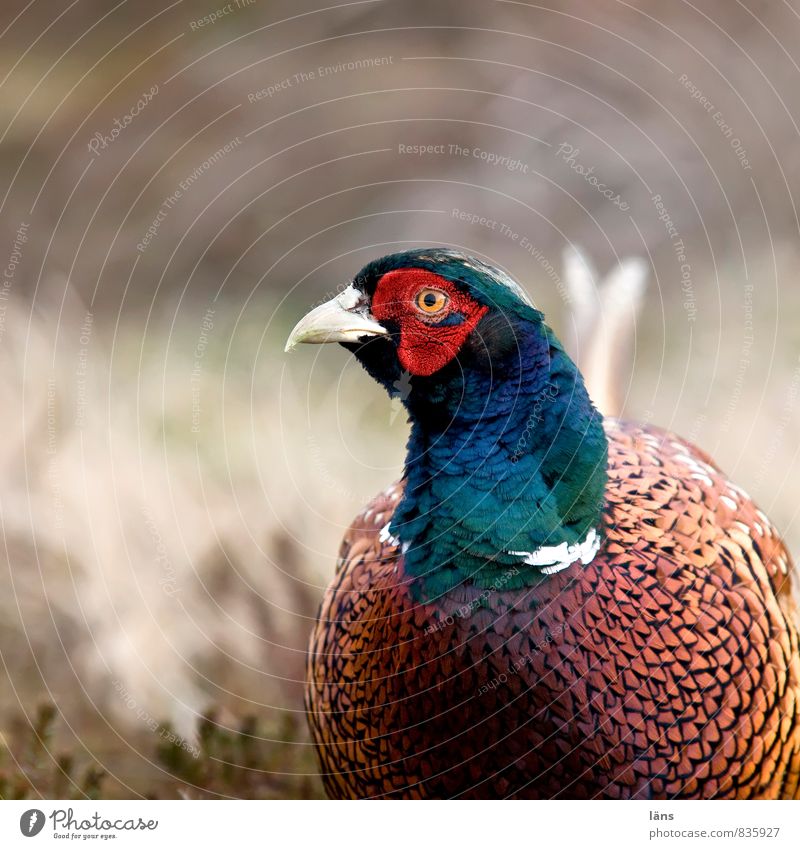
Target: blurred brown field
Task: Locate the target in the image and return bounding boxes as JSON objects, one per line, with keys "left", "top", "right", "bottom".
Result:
{"left": 1, "top": 0, "right": 799, "bottom": 797}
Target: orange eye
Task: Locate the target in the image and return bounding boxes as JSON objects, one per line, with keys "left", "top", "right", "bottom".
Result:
{"left": 414, "top": 288, "right": 448, "bottom": 315}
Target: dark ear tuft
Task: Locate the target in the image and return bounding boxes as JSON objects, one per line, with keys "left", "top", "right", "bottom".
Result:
{"left": 342, "top": 336, "right": 401, "bottom": 391}
{"left": 466, "top": 309, "right": 531, "bottom": 368}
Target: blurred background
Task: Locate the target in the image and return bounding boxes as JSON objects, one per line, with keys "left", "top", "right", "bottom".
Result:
{"left": 1, "top": 0, "right": 799, "bottom": 798}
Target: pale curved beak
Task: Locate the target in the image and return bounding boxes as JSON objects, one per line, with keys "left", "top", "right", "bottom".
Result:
{"left": 284, "top": 284, "right": 388, "bottom": 352}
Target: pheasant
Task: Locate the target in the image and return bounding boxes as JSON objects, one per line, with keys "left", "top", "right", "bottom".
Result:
{"left": 285, "top": 248, "right": 800, "bottom": 799}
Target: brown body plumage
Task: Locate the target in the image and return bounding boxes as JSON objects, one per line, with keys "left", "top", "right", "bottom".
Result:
{"left": 307, "top": 420, "right": 800, "bottom": 799}
{"left": 287, "top": 248, "right": 800, "bottom": 799}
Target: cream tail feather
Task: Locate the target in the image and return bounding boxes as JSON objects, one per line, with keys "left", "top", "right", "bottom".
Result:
{"left": 563, "top": 247, "right": 649, "bottom": 418}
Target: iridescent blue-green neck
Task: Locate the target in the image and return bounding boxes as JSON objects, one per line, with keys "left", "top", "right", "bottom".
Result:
{"left": 389, "top": 316, "right": 608, "bottom": 599}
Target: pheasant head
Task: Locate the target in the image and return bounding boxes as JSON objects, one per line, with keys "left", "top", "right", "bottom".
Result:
{"left": 286, "top": 248, "right": 608, "bottom": 597}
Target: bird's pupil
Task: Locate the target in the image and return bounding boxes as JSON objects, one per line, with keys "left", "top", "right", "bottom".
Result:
{"left": 423, "top": 292, "right": 437, "bottom": 307}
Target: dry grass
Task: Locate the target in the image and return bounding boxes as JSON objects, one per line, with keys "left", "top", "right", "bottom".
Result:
{"left": 0, "top": 281, "right": 403, "bottom": 797}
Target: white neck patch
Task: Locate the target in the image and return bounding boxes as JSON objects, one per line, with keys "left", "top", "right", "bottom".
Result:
{"left": 509, "top": 527, "right": 601, "bottom": 575}
{"left": 381, "top": 522, "right": 601, "bottom": 576}
{"left": 379, "top": 522, "right": 408, "bottom": 553}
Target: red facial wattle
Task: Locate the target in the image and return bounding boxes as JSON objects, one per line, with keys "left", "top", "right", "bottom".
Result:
{"left": 371, "top": 269, "right": 488, "bottom": 377}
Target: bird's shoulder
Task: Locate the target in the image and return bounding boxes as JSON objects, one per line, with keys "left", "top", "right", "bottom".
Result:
{"left": 602, "top": 418, "right": 795, "bottom": 610}
{"left": 334, "top": 480, "right": 406, "bottom": 578}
